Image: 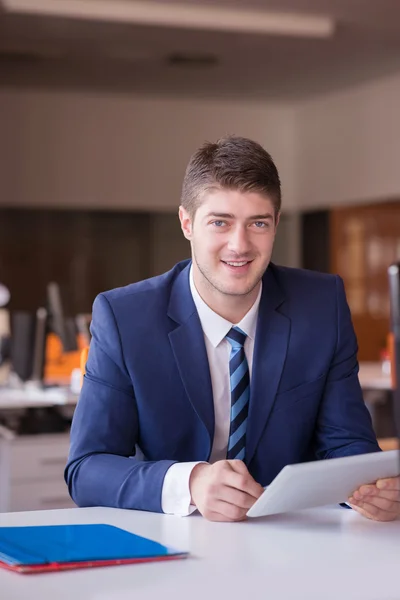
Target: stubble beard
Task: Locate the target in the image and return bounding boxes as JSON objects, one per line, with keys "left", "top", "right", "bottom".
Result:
{"left": 194, "top": 253, "right": 265, "bottom": 299}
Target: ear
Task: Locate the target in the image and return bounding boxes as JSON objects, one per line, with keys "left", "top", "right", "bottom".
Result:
{"left": 179, "top": 206, "right": 193, "bottom": 241}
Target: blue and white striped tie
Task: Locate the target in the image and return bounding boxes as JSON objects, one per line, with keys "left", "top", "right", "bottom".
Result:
{"left": 226, "top": 326, "right": 250, "bottom": 462}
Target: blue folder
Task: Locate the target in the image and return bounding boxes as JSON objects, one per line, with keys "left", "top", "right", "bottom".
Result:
{"left": 0, "top": 523, "right": 187, "bottom": 573}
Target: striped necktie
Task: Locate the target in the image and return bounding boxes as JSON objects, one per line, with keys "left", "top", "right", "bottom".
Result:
{"left": 226, "top": 326, "right": 250, "bottom": 462}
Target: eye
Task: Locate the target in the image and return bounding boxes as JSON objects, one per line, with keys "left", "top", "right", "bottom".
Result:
{"left": 211, "top": 220, "right": 226, "bottom": 227}
{"left": 253, "top": 221, "right": 269, "bottom": 228}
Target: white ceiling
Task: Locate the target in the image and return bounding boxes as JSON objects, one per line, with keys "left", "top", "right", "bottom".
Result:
{"left": 1, "top": 0, "right": 400, "bottom": 99}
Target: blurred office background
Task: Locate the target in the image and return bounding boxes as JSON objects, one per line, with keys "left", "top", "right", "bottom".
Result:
{"left": 0, "top": 1, "right": 399, "bottom": 510}
{"left": 1, "top": 1, "right": 400, "bottom": 360}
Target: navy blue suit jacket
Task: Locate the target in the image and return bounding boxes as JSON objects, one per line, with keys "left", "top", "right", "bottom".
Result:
{"left": 65, "top": 260, "right": 380, "bottom": 512}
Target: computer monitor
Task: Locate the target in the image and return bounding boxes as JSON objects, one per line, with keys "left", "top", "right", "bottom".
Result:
{"left": 10, "top": 309, "right": 47, "bottom": 383}
{"left": 388, "top": 263, "right": 400, "bottom": 439}
{"left": 10, "top": 282, "right": 78, "bottom": 384}
{"left": 46, "top": 282, "right": 78, "bottom": 353}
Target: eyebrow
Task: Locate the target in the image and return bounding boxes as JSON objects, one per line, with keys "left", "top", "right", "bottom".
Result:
{"left": 204, "top": 212, "right": 274, "bottom": 220}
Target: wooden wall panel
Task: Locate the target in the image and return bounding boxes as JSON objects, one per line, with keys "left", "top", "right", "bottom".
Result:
{"left": 0, "top": 209, "right": 152, "bottom": 315}
{"left": 330, "top": 201, "right": 400, "bottom": 361}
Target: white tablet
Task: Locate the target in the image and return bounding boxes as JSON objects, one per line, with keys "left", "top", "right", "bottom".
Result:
{"left": 247, "top": 450, "right": 399, "bottom": 518}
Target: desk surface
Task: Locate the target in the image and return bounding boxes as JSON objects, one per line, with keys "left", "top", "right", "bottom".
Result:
{"left": 0, "top": 386, "right": 78, "bottom": 410}
{"left": 358, "top": 362, "right": 393, "bottom": 391}
{"left": 0, "top": 506, "right": 399, "bottom": 600}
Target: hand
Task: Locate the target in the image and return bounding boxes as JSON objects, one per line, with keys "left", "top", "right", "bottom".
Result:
{"left": 348, "top": 476, "right": 400, "bottom": 521}
{"left": 189, "top": 460, "right": 264, "bottom": 522}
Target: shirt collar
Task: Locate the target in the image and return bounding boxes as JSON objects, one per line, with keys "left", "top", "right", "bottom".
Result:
{"left": 189, "top": 265, "right": 261, "bottom": 348}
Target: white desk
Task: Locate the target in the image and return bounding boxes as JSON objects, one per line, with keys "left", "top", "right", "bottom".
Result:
{"left": 0, "top": 387, "right": 78, "bottom": 411}
{"left": 359, "top": 362, "right": 393, "bottom": 391}
{"left": 0, "top": 387, "right": 77, "bottom": 512}
{"left": 0, "top": 506, "right": 399, "bottom": 600}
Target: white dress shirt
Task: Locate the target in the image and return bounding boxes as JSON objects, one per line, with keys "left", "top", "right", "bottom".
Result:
{"left": 161, "top": 267, "right": 262, "bottom": 515}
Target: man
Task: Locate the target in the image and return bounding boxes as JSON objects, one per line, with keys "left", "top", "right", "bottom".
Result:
{"left": 65, "top": 136, "right": 400, "bottom": 522}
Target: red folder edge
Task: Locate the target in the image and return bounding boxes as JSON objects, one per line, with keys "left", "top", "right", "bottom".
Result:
{"left": 0, "top": 552, "right": 188, "bottom": 574}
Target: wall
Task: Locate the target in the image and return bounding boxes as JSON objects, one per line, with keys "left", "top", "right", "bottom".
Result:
{"left": 150, "top": 212, "right": 190, "bottom": 275}
{"left": 0, "top": 88, "right": 297, "bottom": 212}
{"left": 2, "top": 71, "right": 400, "bottom": 214}
{"left": 6, "top": 74, "right": 400, "bottom": 271}
{"left": 296, "top": 70, "right": 400, "bottom": 210}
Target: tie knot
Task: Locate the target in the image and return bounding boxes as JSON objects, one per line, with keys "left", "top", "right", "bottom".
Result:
{"left": 226, "top": 326, "right": 247, "bottom": 349}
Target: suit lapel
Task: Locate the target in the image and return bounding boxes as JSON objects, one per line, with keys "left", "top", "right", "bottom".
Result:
{"left": 168, "top": 264, "right": 215, "bottom": 456}
{"left": 246, "top": 266, "right": 291, "bottom": 465}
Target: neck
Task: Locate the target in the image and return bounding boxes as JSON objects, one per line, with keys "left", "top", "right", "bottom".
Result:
{"left": 193, "top": 269, "right": 260, "bottom": 324}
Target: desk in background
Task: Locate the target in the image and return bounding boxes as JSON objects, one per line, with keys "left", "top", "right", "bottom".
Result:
{"left": 0, "top": 386, "right": 78, "bottom": 411}
{"left": 0, "top": 387, "right": 77, "bottom": 512}
{"left": 359, "top": 362, "right": 397, "bottom": 443}
{"left": 0, "top": 506, "right": 399, "bottom": 600}
{"left": 358, "top": 362, "right": 393, "bottom": 391}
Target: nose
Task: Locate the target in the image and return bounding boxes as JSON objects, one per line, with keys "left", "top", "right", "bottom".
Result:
{"left": 226, "top": 225, "right": 252, "bottom": 256}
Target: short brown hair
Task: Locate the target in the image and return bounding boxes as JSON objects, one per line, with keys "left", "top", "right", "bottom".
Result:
{"left": 181, "top": 136, "right": 281, "bottom": 218}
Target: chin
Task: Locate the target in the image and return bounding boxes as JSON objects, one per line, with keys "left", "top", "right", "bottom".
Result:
{"left": 219, "top": 282, "right": 255, "bottom": 296}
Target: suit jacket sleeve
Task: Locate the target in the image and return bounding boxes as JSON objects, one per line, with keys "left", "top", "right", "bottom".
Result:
{"left": 64, "top": 293, "right": 176, "bottom": 513}
{"left": 313, "top": 275, "right": 381, "bottom": 459}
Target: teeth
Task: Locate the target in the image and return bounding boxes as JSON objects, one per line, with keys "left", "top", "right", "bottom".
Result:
{"left": 226, "top": 261, "right": 248, "bottom": 267}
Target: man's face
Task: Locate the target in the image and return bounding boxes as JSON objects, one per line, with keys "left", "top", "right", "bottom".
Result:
{"left": 179, "top": 188, "right": 279, "bottom": 298}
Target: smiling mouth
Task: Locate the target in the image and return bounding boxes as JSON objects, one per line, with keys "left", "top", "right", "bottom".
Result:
{"left": 221, "top": 260, "right": 253, "bottom": 267}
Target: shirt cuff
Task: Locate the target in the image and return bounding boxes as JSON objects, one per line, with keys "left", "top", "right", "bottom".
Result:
{"left": 161, "top": 462, "right": 206, "bottom": 516}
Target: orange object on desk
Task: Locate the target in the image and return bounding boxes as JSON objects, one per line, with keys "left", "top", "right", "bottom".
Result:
{"left": 80, "top": 346, "right": 89, "bottom": 386}
{"left": 43, "top": 333, "right": 87, "bottom": 386}
{"left": 378, "top": 438, "right": 399, "bottom": 451}
{"left": 80, "top": 346, "right": 89, "bottom": 376}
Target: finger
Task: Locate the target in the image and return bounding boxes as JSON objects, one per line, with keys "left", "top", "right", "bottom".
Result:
{"left": 354, "top": 476, "right": 400, "bottom": 496}
{"left": 353, "top": 488, "right": 400, "bottom": 502}
{"left": 348, "top": 500, "right": 398, "bottom": 521}
{"left": 225, "top": 460, "right": 264, "bottom": 497}
{"left": 354, "top": 484, "right": 379, "bottom": 496}
{"left": 203, "top": 510, "right": 238, "bottom": 523}
{"left": 213, "top": 500, "right": 248, "bottom": 522}
{"left": 349, "top": 494, "right": 398, "bottom": 513}
{"left": 224, "top": 470, "right": 264, "bottom": 499}
{"left": 348, "top": 503, "right": 380, "bottom": 521}
{"left": 376, "top": 477, "right": 400, "bottom": 491}
{"left": 218, "top": 485, "right": 258, "bottom": 509}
